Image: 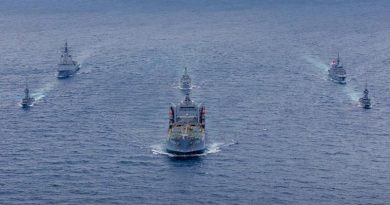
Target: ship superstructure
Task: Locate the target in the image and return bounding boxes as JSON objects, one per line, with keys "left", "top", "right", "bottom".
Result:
{"left": 359, "top": 83, "right": 371, "bottom": 109}
{"left": 21, "top": 82, "right": 34, "bottom": 108}
{"left": 166, "top": 93, "right": 206, "bottom": 155}
{"left": 328, "top": 53, "right": 347, "bottom": 84}
{"left": 57, "top": 41, "right": 80, "bottom": 79}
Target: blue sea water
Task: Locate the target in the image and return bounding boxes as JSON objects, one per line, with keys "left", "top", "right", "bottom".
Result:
{"left": 0, "top": 0, "right": 389, "bottom": 204}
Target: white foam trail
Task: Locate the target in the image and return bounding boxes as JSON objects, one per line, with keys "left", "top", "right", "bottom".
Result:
{"left": 206, "top": 141, "right": 236, "bottom": 154}
{"left": 205, "top": 143, "right": 223, "bottom": 154}
{"left": 77, "top": 49, "right": 94, "bottom": 66}
{"left": 179, "top": 86, "right": 194, "bottom": 90}
{"left": 302, "top": 55, "right": 329, "bottom": 73}
{"left": 151, "top": 144, "right": 176, "bottom": 157}
{"left": 343, "top": 81, "right": 361, "bottom": 102}
{"left": 303, "top": 55, "right": 362, "bottom": 103}
{"left": 31, "top": 93, "right": 45, "bottom": 101}
{"left": 151, "top": 141, "right": 237, "bottom": 158}
{"left": 173, "top": 84, "right": 197, "bottom": 90}
{"left": 31, "top": 81, "right": 59, "bottom": 101}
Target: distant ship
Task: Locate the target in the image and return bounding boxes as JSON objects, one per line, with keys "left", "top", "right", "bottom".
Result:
{"left": 166, "top": 93, "right": 206, "bottom": 155}
{"left": 21, "top": 82, "right": 35, "bottom": 108}
{"left": 57, "top": 41, "right": 80, "bottom": 79}
{"left": 328, "top": 53, "right": 346, "bottom": 84}
{"left": 359, "top": 83, "right": 371, "bottom": 109}
{"left": 179, "top": 67, "right": 192, "bottom": 90}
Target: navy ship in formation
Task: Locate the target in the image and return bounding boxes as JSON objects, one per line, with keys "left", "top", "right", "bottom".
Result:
{"left": 20, "top": 41, "right": 80, "bottom": 109}
{"left": 16, "top": 42, "right": 373, "bottom": 138}
{"left": 179, "top": 67, "right": 192, "bottom": 90}
{"left": 167, "top": 69, "right": 206, "bottom": 155}
{"left": 327, "top": 53, "right": 373, "bottom": 108}
{"left": 328, "top": 53, "right": 347, "bottom": 84}
{"left": 57, "top": 41, "right": 80, "bottom": 79}
{"left": 21, "top": 82, "right": 34, "bottom": 109}
{"left": 359, "top": 83, "right": 371, "bottom": 109}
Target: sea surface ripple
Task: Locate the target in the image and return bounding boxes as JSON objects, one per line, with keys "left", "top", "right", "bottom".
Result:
{"left": 0, "top": 0, "right": 389, "bottom": 204}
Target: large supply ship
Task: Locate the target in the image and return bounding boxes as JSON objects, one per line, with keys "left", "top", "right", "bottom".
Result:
{"left": 166, "top": 93, "right": 206, "bottom": 155}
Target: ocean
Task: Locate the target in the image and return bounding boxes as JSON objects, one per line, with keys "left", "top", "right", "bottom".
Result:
{"left": 0, "top": 0, "right": 389, "bottom": 204}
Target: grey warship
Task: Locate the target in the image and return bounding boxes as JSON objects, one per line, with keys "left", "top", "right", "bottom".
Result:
{"left": 21, "top": 83, "right": 35, "bottom": 108}
{"left": 359, "top": 84, "right": 371, "bottom": 109}
{"left": 167, "top": 93, "right": 206, "bottom": 155}
{"left": 179, "top": 67, "right": 192, "bottom": 90}
{"left": 328, "top": 53, "right": 346, "bottom": 84}
{"left": 57, "top": 41, "right": 80, "bottom": 79}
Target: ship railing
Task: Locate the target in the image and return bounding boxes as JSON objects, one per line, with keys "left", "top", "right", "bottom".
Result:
{"left": 175, "top": 121, "right": 199, "bottom": 125}
{"left": 169, "top": 134, "right": 204, "bottom": 140}
{"left": 171, "top": 123, "right": 202, "bottom": 127}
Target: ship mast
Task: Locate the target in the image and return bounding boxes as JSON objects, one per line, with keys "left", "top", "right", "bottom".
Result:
{"left": 24, "top": 81, "right": 29, "bottom": 99}
{"left": 364, "top": 81, "right": 369, "bottom": 98}
{"left": 60, "top": 40, "right": 72, "bottom": 64}
{"left": 337, "top": 52, "right": 340, "bottom": 64}
{"left": 64, "top": 40, "right": 68, "bottom": 53}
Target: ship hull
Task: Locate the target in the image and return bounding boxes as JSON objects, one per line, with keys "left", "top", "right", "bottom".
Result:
{"left": 328, "top": 73, "right": 346, "bottom": 84}
{"left": 166, "top": 136, "right": 206, "bottom": 155}
{"left": 21, "top": 98, "right": 34, "bottom": 109}
{"left": 328, "top": 68, "right": 346, "bottom": 84}
{"left": 21, "top": 102, "right": 33, "bottom": 109}
{"left": 57, "top": 65, "right": 80, "bottom": 79}
{"left": 166, "top": 148, "right": 205, "bottom": 155}
{"left": 330, "top": 78, "right": 346, "bottom": 84}
{"left": 359, "top": 99, "right": 371, "bottom": 109}
{"left": 362, "top": 105, "right": 371, "bottom": 109}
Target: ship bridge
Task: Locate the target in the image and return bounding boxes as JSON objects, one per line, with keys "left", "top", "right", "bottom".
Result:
{"left": 169, "top": 94, "right": 205, "bottom": 126}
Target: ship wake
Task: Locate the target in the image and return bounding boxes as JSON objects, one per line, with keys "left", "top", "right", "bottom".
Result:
{"left": 302, "top": 55, "right": 329, "bottom": 74}
{"left": 31, "top": 80, "right": 59, "bottom": 102}
{"left": 302, "top": 55, "right": 361, "bottom": 103}
{"left": 343, "top": 79, "right": 360, "bottom": 103}
{"left": 152, "top": 141, "right": 237, "bottom": 158}
{"left": 173, "top": 84, "right": 198, "bottom": 90}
